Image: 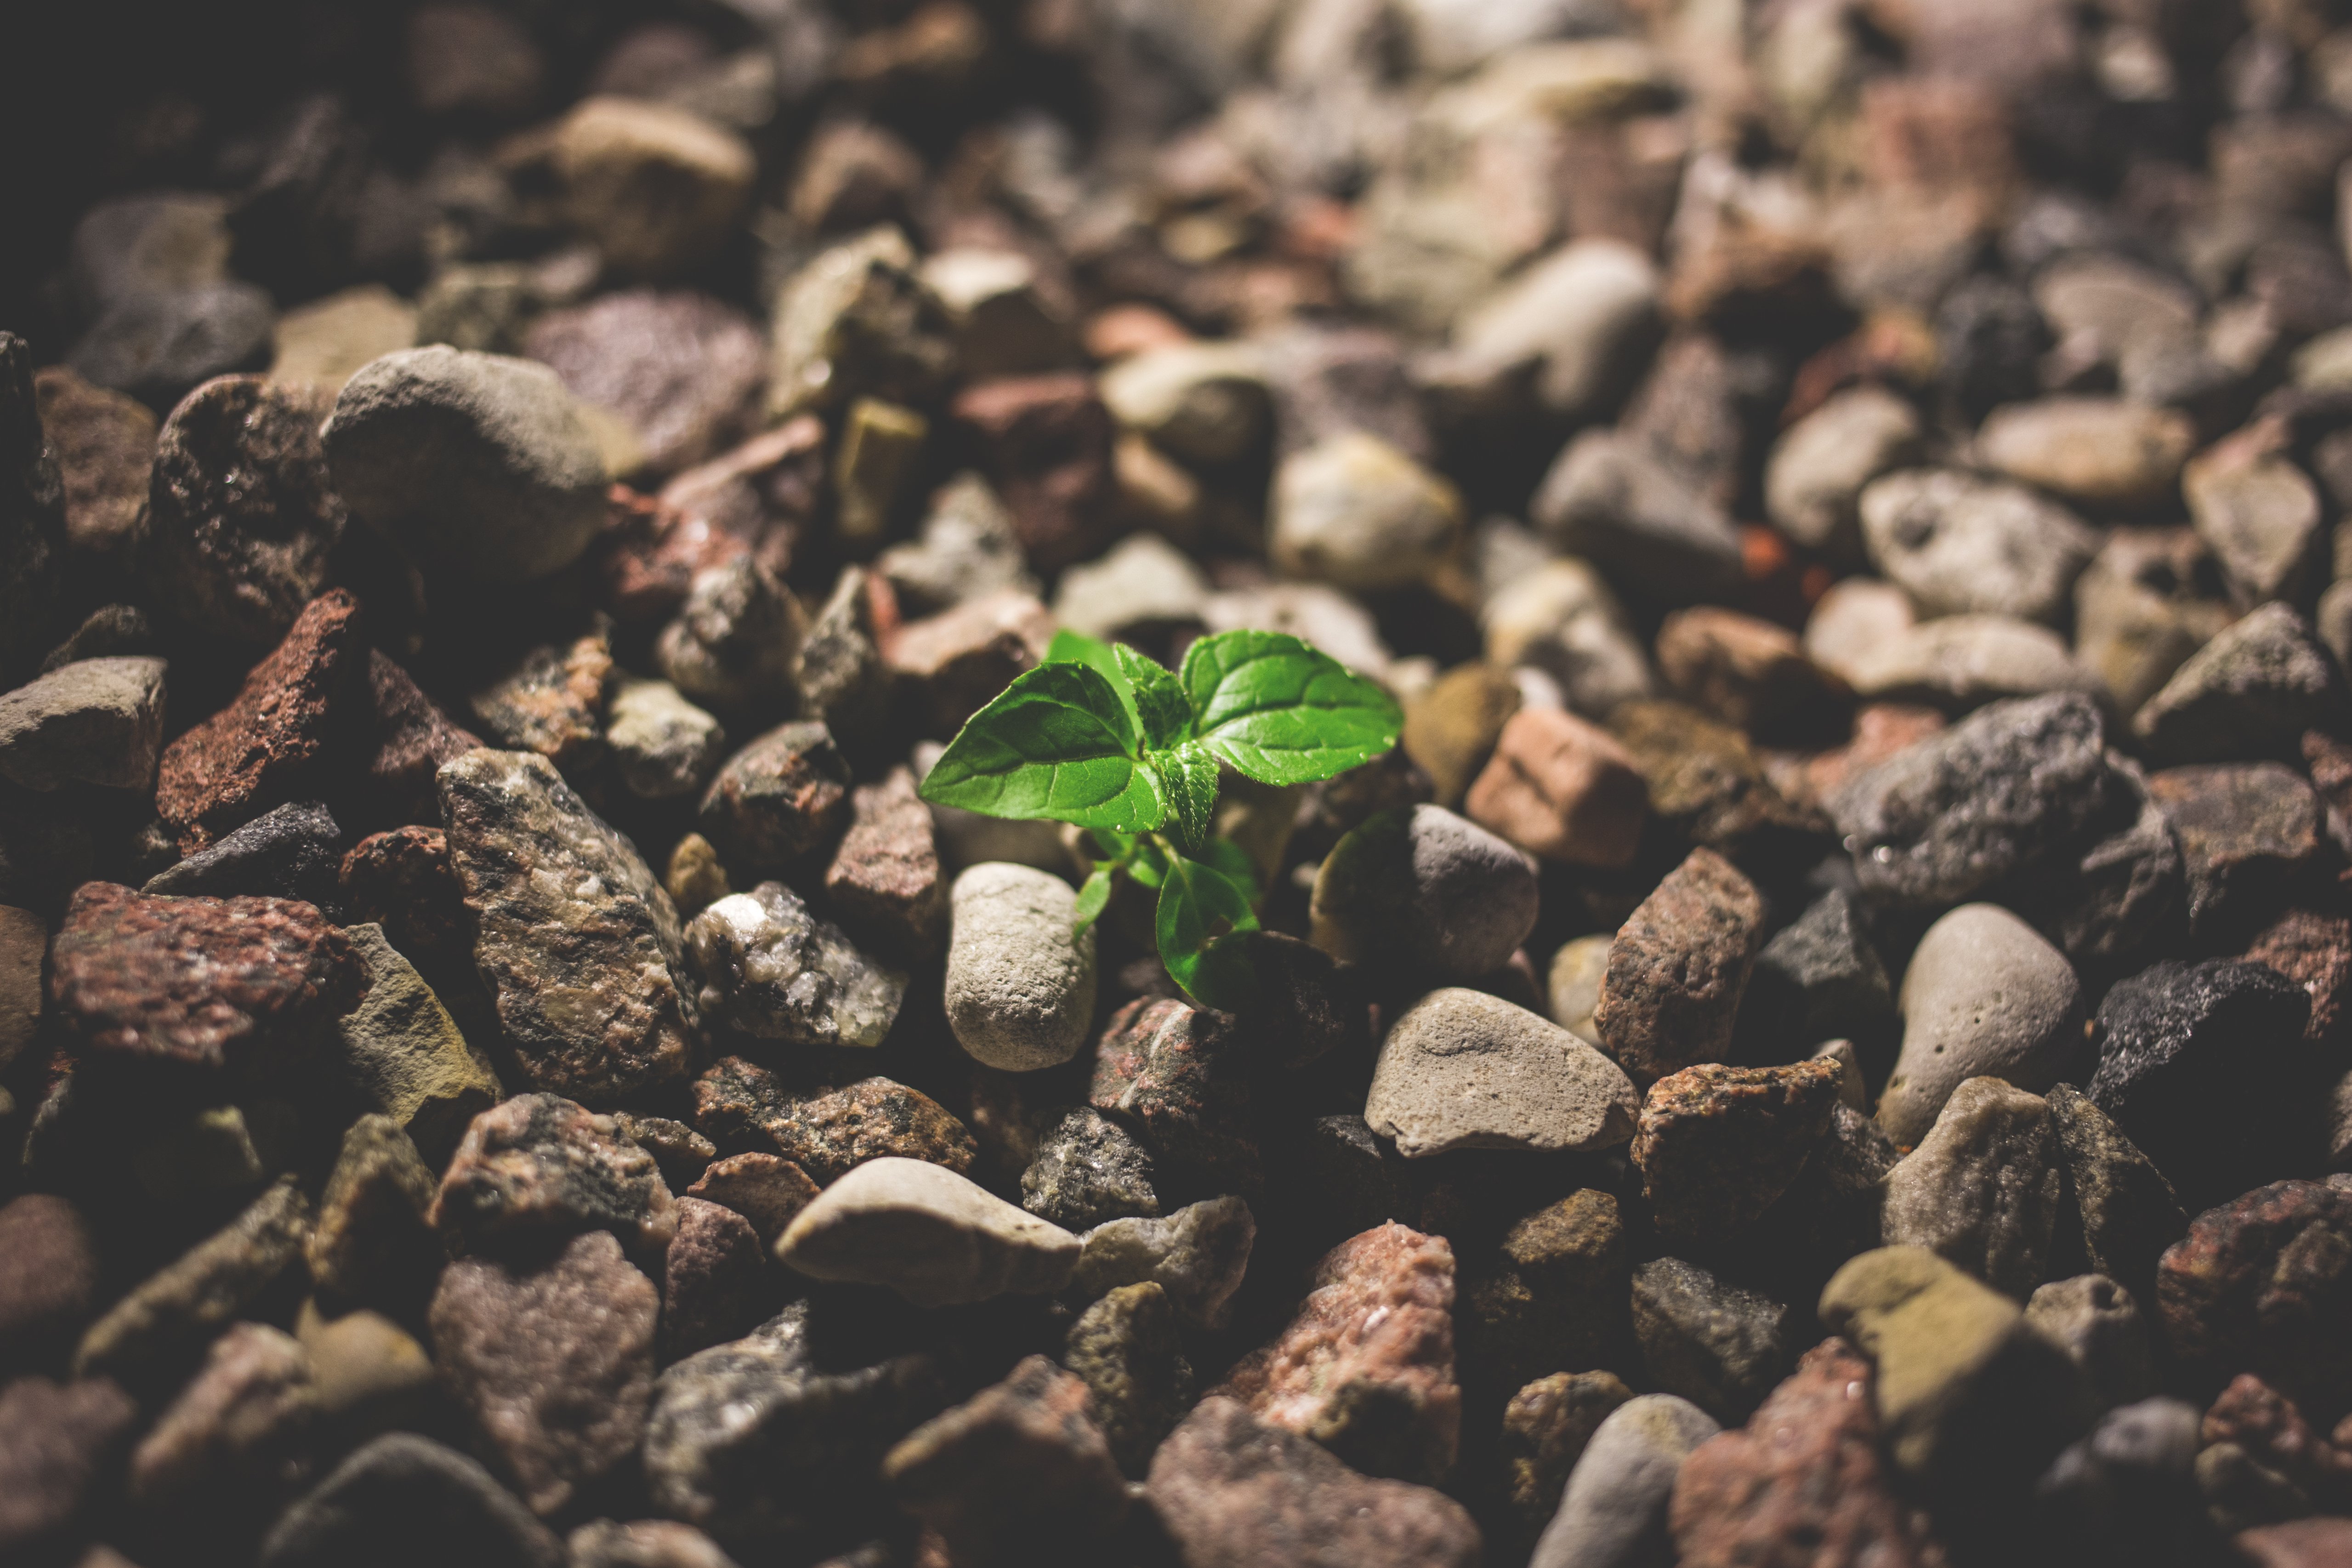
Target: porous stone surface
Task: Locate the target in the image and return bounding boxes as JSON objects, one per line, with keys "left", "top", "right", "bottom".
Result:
{"left": 684, "top": 881, "right": 906, "bottom": 1049}
{"left": 1631, "top": 1060, "right": 1843, "bottom": 1245}
{"left": 1063, "top": 1281, "right": 1190, "bottom": 1477}
{"left": 439, "top": 748, "right": 696, "bottom": 1104}
{"left": 1881, "top": 903, "right": 2084, "bottom": 1144}
{"left": 0, "top": 656, "right": 167, "bottom": 791}
{"left": 776, "top": 1156, "right": 1081, "bottom": 1307}
{"left": 429, "top": 1093, "right": 678, "bottom": 1259}
{"left": 1594, "top": 847, "right": 1766, "bottom": 1085}
{"left": 1365, "top": 987, "right": 1641, "bottom": 1158}
{"left": 823, "top": 767, "right": 945, "bottom": 956}
{"left": 944, "top": 862, "right": 1098, "bottom": 1070}
{"left": 2155, "top": 1180, "right": 2352, "bottom": 1415}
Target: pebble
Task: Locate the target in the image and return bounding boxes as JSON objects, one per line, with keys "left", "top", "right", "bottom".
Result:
{"left": 127, "top": 1320, "right": 315, "bottom": 1510}
{"left": 1365, "top": 986, "right": 1640, "bottom": 1158}
{"left": 1668, "top": 1339, "right": 1943, "bottom": 1568}
{"left": 661, "top": 1199, "right": 764, "bottom": 1361}
{"left": 156, "top": 588, "right": 364, "bottom": 851}
{"left": 1764, "top": 384, "right": 1924, "bottom": 553}
{"left": 655, "top": 560, "right": 807, "bottom": 714}
{"left": 949, "top": 375, "right": 1117, "bottom": 572}
{"left": 2071, "top": 528, "right": 2236, "bottom": 718}
{"left": 523, "top": 291, "right": 763, "bottom": 474}
{"left": 2025, "top": 1273, "right": 2157, "bottom": 1418}
{"left": 1654, "top": 606, "right": 1848, "bottom": 741}
{"left": 881, "top": 1354, "right": 1129, "bottom": 1562}
{"left": 32, "top": 365, "right": 157, "bottom": 557}
{"left": 1804, "top": 577, "right": 1918, "bottom": 689}
{"left": 2090, "top": 959, "right": 2310, "bottom": 1206}
{"left": 684, "top": 881, "right": 906, "bottom": 1049}
{"left": 75, "top": 1178, "right": 312, "bottom": 1385}
{"left": 886, "top": 587, "right": 1057, "bottom": 731}
{"left": 1098, "top": 340, "right": 1269, "bottom": 465}
{"left": 1858, "top": 467, "right": 2098, "bottom": 623}
{"left": 1269, "top": 431, "right": 1464, "bottom": 591}
{"left": 1546, "top": 933, "right": 1610, "bottom": 1044}
{"left": 0, "top": 1195, "right": 99, "bottom": 1367}
{"left": 944, "top": 862, "right": 1098, "bottom": 1071}
{"left": 468, "top": 631, "right": 614, "bottom": 771}
{"left": 1063, "top": 1281, "right": 1190, "bottom": 1477}
{"left": 1090, "top": 997, "right": 1261, "bottom": 1188}
{"left": 2150, "top": 762, "right": 2321, "bottom": 937}
{"left": 1594, "top": 846, "right": 1766, "bottom": 1085}
{"left": 2184, "top": 430, "right": 2327, "bottom": 609}
{"left": 921, "top": 248, "right": 1071, "bottom": 382}
{"left": 551, "top": 98, "right": 755, "bottom": 278}
{"left": 1464, "top": 704, "right": 1648, "bottom": 867}
{"left": 428, "top": 1093, "right": 677, "bottom": 1260}
{"left": 1050, "top": 530, "right": 1212, "bottom": 642}
{"left": 1146, "top": 1397, "right": 1482, "bottom": 1568}
{"left": 663, "top": 832, "right": 729, "bottom": 918}
{"left": 256, "top": 1432, "right": 563, "bottom": 1568}
{"left": 1629, "top": 1257, "right": 1790, "bottom": 1424}
{"left": 330, "top": 922, "right": 499, "bottom": 1165}
{"left": 1607, "top": 699, "right": 1822, "bottom": 853}
{"left": 308, "top": 1115, "right": 441, "bottom": 1311}
{"left": 0, "top": 656, "right": 167, "bottom": 792}
{"left": 607, "top": 1113, "right": 716, "bottom": 1192}
{"left": 1497, "top": 1372, "right": 1636, "bottom": 1542}
{"left": 324, "top": 346, "right": 607, "bottom": 583}
{"left": 768, "top": 226, "right": 954, "bottom": 422}
{"left": 1531, "top": 430, "right": 1746, "bottom": 605}
{"left": 1460, "top": 1189, "right": 1627, "bottom": 1398}
{"left": 268, "top": 283, "right": 418, "bottom": 394}
{"left": 1480, "top": 557, "right": 1656, "bottom": 718}
{"left": 68, "top": 284, "right": 276, "bottom": 410}
{"left": 1632, "top": 1060, "right": 1843, "bottom": 1245}
{"left": 2154, "top": 1180, "right": 2352, "bottom": 1415}
{"left": 1020, "top": 1106, "right": 1159, "bottom": 1229}
{"left": 1880, "top": 903, "right": 2083, "bottom": 1144}
{"left": 2131, "top": 602, "right": 2352, "bottom": 764}
{"left": 1448, "top": 239, "right": 1663, "bottom": 418}
{"left": 683, "top": 1153, "right": 819, "bottom": 1250}
{"left": 1882, "top": 1078, "right": 2062, "bottom": 1298}
{"left": 1070, "top": 1195, "right": 1258, "bottom": 1330}
{"left": 441, "top": 749, "right": 695, "bottom": 1102}
{"left": 48, "top": 881, "right": 364, "bottom": 1081}
{"left": 2046, "top": 1084, "right": 2187, "bottom": 1308}
{"left": 875, "top": 472, "right": 1036, "bottom": 615}
{"left": 689, "top": 1059, "right": 977, "bottom": 1182}
{"left": 796, "top": 568, "right": 894, "bottom": 739}
{"left": 142, "top": 375, "right": 344, "bottom": 643}
{"left": 824, "top": 767, "right": 947, "bottom": 957}
{"left": 1310, "top": 804, "right": 1540, "bottom": 981}
{"left": 566, "top": 1520, "right": 741, "bottom": 1568}
{"left": 1403, "top": 661, "right": 1520, "bottom": 809}
{"left": 606, "top": 679, "right": 725, "bottom": 800}
{"left": 1744, "top": 889, "right": 1893, "bottom": 1055}
{"left": 697, "top": 721, "right": 852, "bottom": 875}
{"left": 1977, "top": 396, "right": 2197, "bottom": 512}
{"left": 0, "top": 1375, "right": 140, "bottom": 1557}
{"left": 777, "top": 1156, "right": 1081, "bottom": 1307}
{"left": 1842, "top": 614, "right": 2104, "bottom": 709}
{"left": 143, "top": 799, "right": 342, "bottom": 906}
{"left": 1529, "top": 1393, "right": 1721, "bottom": 1568}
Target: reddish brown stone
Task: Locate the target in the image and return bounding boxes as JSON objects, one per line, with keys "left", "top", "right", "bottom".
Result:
{"left": 126, "top": 1320, "right": 315, "bottom": 1508}
{"left": 1463, "top": 705, "right": 1648, "bottom": 869}
{"left": 427, "top": 1229, "right": 658, "bottom": 1516}
{"left": 1670, "top": 1338, "right": 1946, "bottom": 1568}
{"left": 1655, "top": 606, "right": 1849, "bottom": 741}
{"left": 339, "top": 825, "right": 470, "bottom": 973}
{"left": 0, "top": 1195, "right": 99, "bottom": 1367}
{"left": 2244, "top": 907, "right": 2352, "bottom": 1045}
{"left": 1214, "top": 1221, "right": 1460, "bottom": 1485}
{"left": 468, "top": 631, "right": 614, "bottom": 773}
{"left": 430, "top": 1093, "right": 678, "bottom": 1259}
{"left": 598, "top": 420, "right": 818, "bottom": 621}
{"left": 2150, "top": 763, "right": 2322, "bottom": 936}
{"left": 663, "top": 1197, "right": 765, "bottom": 1361}
{"left": 2157, "top": 1180, "right": 2352, "bottom": 1414}
{"left": 2203, "top": 1374, "right": 2352, "bottom": 1506}
{"left": 1593, "top": 846, "right": 1768, "bottom": 1085}
{"left": 687, "top": 1057, "right": 977, "bottom": 1184}
{"left": 2237, "top": 1517, "right": 2352, "bottom": 1568}
{"left": 884, "top": 588, "right": 1055, "bottom": 733}
{"left": 1632, "top": 1060, "right": 1843, "bottom": 1246}
{"left": 32, "top": 364, "right": 155, "bottom": 557}
{"left": 0, "top": 1375, "right": 138, "bottom": 1556}
{"left": 523, "top": 290, "right": 765, "bottom": 476}
{"left": 47, "top": 881, "right": 364, "bottom": 1080}
{"left": 1795, "top": 703, "right": 1947, "bottom": 807}
{"left": 949, "top": 375, "right": 1116, "bottom": 572}
{"left": 683, "top": 1151, "right": 820, "bottom": 1248}
{"left": 1090, "top": 996, "right": 1260, "bottom": 1192}
{"left": 363, "top": 651, "right": 480, "bottom": 821}
{"left": 824, "top": 766, "right": 946, "bottom": 957}
{"left": 155, "top": 588, "right": 366, "bottom": 851}
{"left": 697, "top": 721, "right": 853, "bottom": 875}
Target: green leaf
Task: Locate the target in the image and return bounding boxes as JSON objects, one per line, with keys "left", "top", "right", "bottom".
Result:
{"left": 1115, "top": 644, "right": 1192, "bottom": 750}
{"left": 918, "top": 662, "right": 1167, "bottom": 831}
{"left": 1125, "top": 835, "right": 1169, "bottom": 891}
{"left": 1155, "top": 854, "right": 1261, "bottom": 1010}
{"left": 1200, "top": 835, "right": 1261, "bottom": 895}
{"left": 1179, "top": 630, "right": 1403, "bottom": 786}
{"left": 1072, "top": 864, "right": 1115, "bottom": 937}
{"left": 1048, "top": 628, "right": 1144, "bottom": 733}
{"left": 1149, "top": 743, "right": 1220, "bottom": 854}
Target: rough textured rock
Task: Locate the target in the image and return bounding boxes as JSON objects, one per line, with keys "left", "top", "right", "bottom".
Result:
{"left": 1532, "top": 429, "right": 1745, "bottom": 605}
{"left": 1881, "top": 904, "right": 2085, "bottom": 1145}
{"left": 143, "top": 375, "right": 344, "bottom": 643}
{"left": 2026, "top": 1273, "right": 2156, "bottom": 1417}
{"left": 256, "top": 1433, "right": 563, "bottom": 1568}
{"left": 1464, "top": 704, "right": 1648, "bottom": 866}
{"left": 0, "top": 656, "right": 167, "bottom": 791}
{"left": 944, "top": 862, "right": 1098, "bottom": 1070}
{"left": 1366, "top": 987, "right": 1641, "bottom": 1158}
{"left": 523, "top": 290, "right": 762, "bottom": 473}
{"left": 70, "top": 284, "right": 276, "bottom": 411}
{"left": 1063, "top": 1281, "right": 1190, "bottom": 1477}
{"left": 2150, "top": 763, "right": 2322, "bottom": 938}
{"left": 126, "top": 1319, "right": 315, "bottom": 1510}
{"left": 1147, "top": 1396, "right": 1482, "bottom": 1568}
{"left": 428, "top": 1229, "right": 658, "bottom": 1516}
{"left": 1653, "top": 607, "right": 1849, "bottom": 742}
{"left": 439, "top": 748, "right": 695, "bottom": 1104}
{"left": 662, "top": 1199, "right": 764, "bottom": 1362}
{"left": 468, "top": 632, "right": 614, "bottom": 772}
{"left": 1859, "top": 467, "right": 2096, "bottom": 624}
{"left": 324, "top": 346, "right": 608, "bottom": 583}
{"left": 0, "top": 1375, "right": 140, "bottom": 1557}
{"left": 607, "top": 1113, "right": 716, "bottom": 1192}
{"left": 155, "top": 588, "right": 364, "bottom": 850}
{"left": 1459, "top": 1189, "right": 1627, "bottom": 1400}
{"left": 689, "top": 1060, "right": 977, "bottom": 1183}
{"left": 678, "top": 1157, "right": 815, "bottom": 1252}
{"left": 75, "top": 1178, "right": 312, "bottom": 1384}
{"left": 1742, "top": 889, "right": 1893, "bottom": 1054}
{"left": 777, "top": 1156, "right": 1080, "bottom": 1306}
{"left": 143, "top": 799, "right": 342, "bottom": 906}
{"left": 1594, "top": 847, "right": 1766, "bottom": 1085}
{"left": 1530, "top": 1393, "right": 1721, "bottom": 1568}
{"left": 308, "top": 1114, "right": 441, "bottom": 1311}
{"left": 823, "top": 767, "right": 945, "bottom": 957}
{"left": 32, "top": 365, "right": 155, "bottom": 557}
{"left": 697, "top": 722, "right": 853, "bottom": 875}
{"left": 655, "top": 560, "right": 807, "bottom": 714}
{"left": 0, "top": 1195, "right": 100, "bottom": 1366}
{"left": 330, "top": 922, "right": 499, "bottom": 1165}
{"left": 1215, "top": 1221, "right": 1459, "bottom": 1485}
{"left": 1882, "top": 1078, "right": 2063, "bottom": 1299}
{"left": 2155, "top": 1180, "right": 2352, "bottom": 1415}
{"left": 2132, "top": 603, "right": 2351, "bottom": 764}
{"left": 1669, "top": 1339, "right": 1945, "bottom": 1568}
{"left": 1498, "top": 1371, "right": 1636, "bottom": 1542}
{"left": 1088, "top": 998, "right": 1260, "bottom": 1190}
{"left": 684, "top": 881, "right": 906, "bottom": 1049}
{"left": 2046, "top": 1085, "right": 2187, "bottom": 1307}
{"left": 429, "top": 1094, "right": 677, "bottom": 1259}
{"left": 1021, "top": 1105, "right": 1159, "bottom": 1229}
{"left": 1310, "top": 804, "right": 1540, "bottom": 981}
{"left": 606, "top": 679, "right": 725, "bottom": 801}
{"left": 360, "top": 654, "right": 482, "bottom": 822}
{"left": 1767, "top": 384, "right": 1925, "bottom": 552}
{"left": 1270, "top": 431, "right": 1464, "bottom": 591}
{"left": 1631, "top": 1060, "right": 1843, "bottom": 1245}
{"left": 886, "top": 588, "right": 1057, "bottom": 731}
{"left": 47, "top": 881, "right": 364, "bottom": 1081}
{"left": 881, "top": 1354, "right": 1129, "bottom": 1563}
{"left": 1630, "top": 1257, "right": 1790, "bottom": 1425}
{"left": 1071, "top": 1196, "right": 1258, "bottom": 1330}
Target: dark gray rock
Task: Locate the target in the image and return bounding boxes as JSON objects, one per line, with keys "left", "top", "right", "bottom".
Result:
{"left": 1021, "top": 1106, "right": 1160, "bottom": 1230}
{"left": 2013, "top": 756, "right": 2186, "bottom": 973}
{"left": 144, "top": 800, "right": 342, "bottom": 909}
{"left": 1310, "top": 804, "right": 1539, "bottom": 982}
{"left": 2046, "top": 1085, "right": 2186, "bottom": 1308}
{"left": 2132, "top": 603, "right": 2352, "bottom": 763}
{"left": 1629, "top": 1257, "right": 1790, "bottom": 1425}
{"left": 258, "top": 1432, "right": 564, "bottom": 1568}
{"left": 74, "top": 1177, "right": 312, "bottom": 1386}
{"left": 697, "top": 722, "right": 852, "bottom": 875}
{"left": 684, "top": 881, "right": 906, "bottom": 1049}
{"left": 1740, "top": 889, "right": 1892, "bottom": 1053}
{"left": 430, "top": 1093, "right": 677, "bottom": 1261}
{"left": 1531, "top": 430, "right": 1745, "bottom": 605}
{"left": 68, "top": 285, "right": 275, "bottom": 409}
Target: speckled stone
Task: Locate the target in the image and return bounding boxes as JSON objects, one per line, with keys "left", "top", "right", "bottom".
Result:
{"left": 47, "top": 881, "right": 364, "bottom": 1082}
{"left": 75, "top": 1178, "right": 312, "bottom": 1384}
{"left": 429, "top": 1229, "right": 658, "bottom": 1516}
{"left": 2155, "top": 1180, "right": 2352, "bottom": 1415}
{"left": 688, "top": 1057, "right": 977, "bottom": 1183}
{"left": 155, "top": 589, "right": 364, "bottom": 851}
{"left": 142, "top": 798, "right": 342, "bottom": 906}
{"left": 338, "top": 825, "right": 470, "bottom": 973}
{"left": 1021, "top": 1105, "right": 1160, "bottom": 1229}
{"left": 778, "top": 1157, "right": 1082, "bottom": 1307}
{"left": 662, "top": 1198, "right": 765, "bottom": 1361}
{"left": 1594, "top": 847, "right": 1766, "bottom": 1086}
{"left": 467, "top": 633, "right": 614, "bottom": 773}
{"left": 1064, "top": 1281, "right": 1191, "bottom": 1477}
{"left": 655, "top": 560, "right": 807, "bottom": 713}
{"left": 2132, "top": 602, "right": 2351, "bottom": 765}
{"left": 608, "top": 1113, "right": 716, "bottom": 1191}
{"left": 697, "top": 722, "right": 853, "bottom": 875}
{"left": 1365, "top": 987, "right": 1640, "bottom": 1158}
{"left": 1071, "top": 1196, "right": 1258, "bottom": 1331}
{"left": 685, "top": 881, "right": 906, "bottom": 1048}
{"left": 439, "top": 748, "right": 696, "bottom": 1104}
{"left": 1498, "top": 1372, "right": 1636, "bottom": 1541}
{"left": 429, "top": 1094, "right": 678, "bottom": 1260}
{"left": 1630, "top": 1257, "right": 1790, "bottom": 1425}
{"left": 1215, "top": 1221, "right": 1460, "bottom": 1485}
{"left": 1881, "top": 1078, "right": 2062, "bottom": 1299}
{"left": 1088, "top": 997, "right": 1260, "bottom": 1190}
{"left": 823, "top": 767, "right": 946, "bottom": 957}
{"left": 683, "top": 1153, "right": 820, "bottom": 1249}
{"left": 1632, "top": 1060, "right": 1842, "bottom": 1247}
